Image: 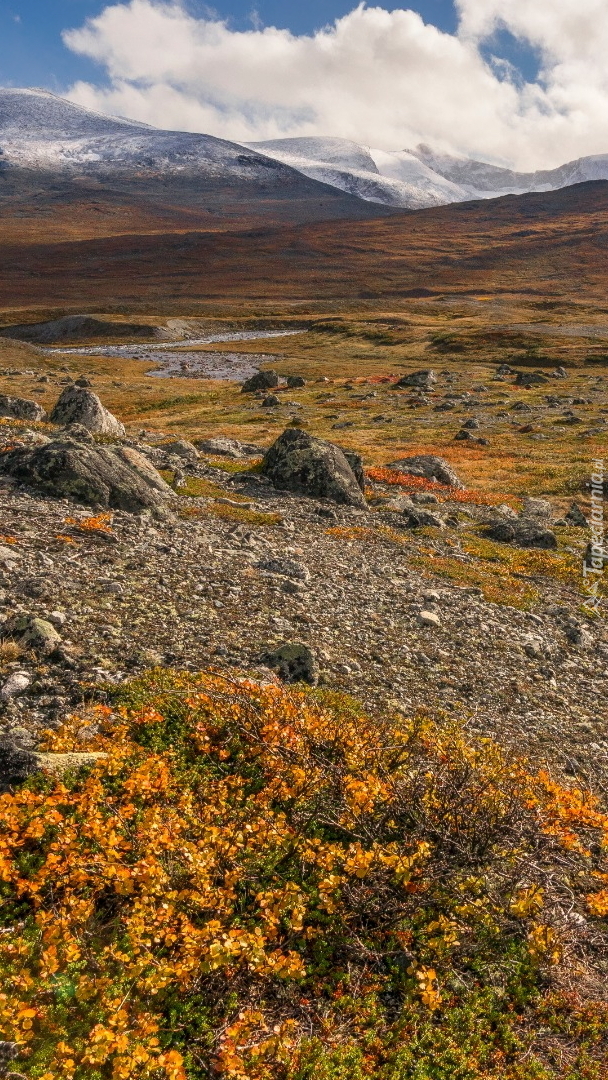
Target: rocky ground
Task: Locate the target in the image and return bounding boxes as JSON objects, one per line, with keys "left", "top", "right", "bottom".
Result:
{"left": 2, "top": 413, "right": 607, "bottom": 798}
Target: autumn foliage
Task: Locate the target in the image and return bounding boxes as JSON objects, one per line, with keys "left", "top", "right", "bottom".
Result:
{"left": 0, "top": 672, "right": 607, "bottom": 1079}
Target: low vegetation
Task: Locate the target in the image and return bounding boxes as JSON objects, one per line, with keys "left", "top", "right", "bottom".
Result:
{"left": 1, "top": 673, "right": 607, "bottom": 1079}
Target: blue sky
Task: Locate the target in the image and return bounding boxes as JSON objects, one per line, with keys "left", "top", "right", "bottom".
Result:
{"left": 0, "top": 1, "right": 539, "bottom": 90}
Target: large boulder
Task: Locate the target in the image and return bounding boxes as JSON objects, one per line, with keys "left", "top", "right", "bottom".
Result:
{"left": 261, "top": 428, "right": 367, "bottom": 507}
{"left": 49, "top": 386, "right": 125, "bottom": 437}
{"left": 241, "top": 370, "right": 280, "bottom": 393}
{"left": 0, "top": 430, "right": 173, "bottom": 513}
{"left": 0, "top": 394, "right": 46, "bottom": 421}
{"left": 386, "top": 455, "right": 464, "bottom": 489}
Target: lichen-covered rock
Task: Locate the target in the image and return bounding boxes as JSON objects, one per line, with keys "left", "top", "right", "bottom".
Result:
{"left": 241, "top": 370, "right": 280, "bottom": 393}
{"left": 49, "top": 385, "right": 125, "bottom": 436}
{"left": 261, "top": 428, "right": 367, "bottom": 507}
{"left": 195, "top": 437, "right": 263, "bottom": 458}
{"left": 261, "top": 642, "right": 319, "bottom": 685}
{"left": 484, "top": 522, "right": 558, "bottom": 549}
{"left": 0, "top": 393, "right": 46, "bottom": 421}
{"left": 159, "top": 439, "right": 199, "bottom": 462}
{"left": 387, "top": 454, "right": 464, "bottom": 489}
{"left": 3, "top": 614, "right": 61, "bottom": 655}
{"left": 0, "top": 431, "right": 173, "bottom": 513}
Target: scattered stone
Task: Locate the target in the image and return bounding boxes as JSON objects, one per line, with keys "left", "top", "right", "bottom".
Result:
{"left": 286, "top": 375, "right": 306, "bottom": 388}
{"left": 261, "top": 642, "right": 319, "bottom": 685}
{"left": 402, "top": 508, "right": 444, "bottom": 528}
{"left": 195, "top": 437, "right": 263, "bottom": 458}
{"left": 565, "top": 502, "right": 589, "bottom": 527}
{"left": 410, "top": 492, "right": 439, "bottom": 505}
{"left": 160, "top": 439, "right": 199, "bottom": 462}
{"left": 418, "top": 610, "right": 441, "bottom": 628}
{"left": 262, "top": 394, "right": 281, "bottom": 407}
{"left": 484, "top": 522, "right": 558, "bottom": 549}
{"left": 49, "top": 385, "right": 125, "bottom": 437}
{"left": 515, "top": 371, "right": 549, "bottom": 387}
{"left": 241, "top": 370, "right": 280, "bottom": 393}
{"left": 256, "top": 557, "right": 310, "bottom": 582}
{"left": 3, "top": 614, "right": 61, "bottom": 655}
{"left": 261, "top": 428, "right": 367, "bottom": 508}
{"left": 75, "top": 375, "right": 92, "bottom": 387}
{"left": 395, "top": 369, "right": 436, "bottom": 390}
{"left": 0, "top": 671, "right": 31, "bottom": 701}
{"left": 462, "top": 418, "right": 480, "bottom": 429}
{"left": 386, "top": 455, "right": 463, "bottom": 489}
{"left": 0, "top": 394, "right": 46, "bottom": 421}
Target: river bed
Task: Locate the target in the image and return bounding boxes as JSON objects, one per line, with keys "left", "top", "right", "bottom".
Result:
{"left": 45, "top": 329, "right": 304, "bottom": 379}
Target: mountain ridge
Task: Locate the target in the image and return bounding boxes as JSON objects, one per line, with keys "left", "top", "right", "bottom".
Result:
{"left": 2, "top": 88, "right": 608, "bottom": 213}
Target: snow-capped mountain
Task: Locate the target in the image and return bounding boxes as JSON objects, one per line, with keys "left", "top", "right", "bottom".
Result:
{"left": 0, "top": 87, "right": 325, "bottom": 187}
{"left": 1, "top": 88, "right": 607, "bottom": 211}
{"left": 244, "top": 138, "right": 467, "bottom": 209}
{"left": 247, "top": 136, "right": 608, "bottom": 208}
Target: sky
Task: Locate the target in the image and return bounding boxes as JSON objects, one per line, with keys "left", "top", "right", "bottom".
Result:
{"left": 1, "top": 1, "right": 607, "bottom": 169}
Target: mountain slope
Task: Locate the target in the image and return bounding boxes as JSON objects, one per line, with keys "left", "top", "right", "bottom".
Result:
{"left": 247, "top": 135, "right": 608, "bottom": 208}
{"left": 0, "top": 89, "right": 396, "bottom": 233}
{"left": 245, "top": 137, "right": 466, "bottom": 208}
{"left": 2, "top": 180, "right": 607, "bottom": 310}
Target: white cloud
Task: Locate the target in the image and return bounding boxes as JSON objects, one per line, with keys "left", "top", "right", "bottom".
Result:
{"left": 62, "top": 0, "right": 608, "bottom": 169}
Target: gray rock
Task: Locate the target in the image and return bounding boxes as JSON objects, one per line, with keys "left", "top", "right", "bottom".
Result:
{"left": 565, "top": 502, "right": 589, "bottom": 527}
{"left": 261, "top": 428, "right": 367, "bottom": 508}
{"left": 418, "top": 610, "right": 441, "bottom": 627}
{"left": 49, "top": 385, "right": 125, "bottom": 437}
{"left": 262, "top": 394, "right": 281, "bottom": 407}
{"left": 485, "top": 522, "right": 558, "bottom": 549}
{"left": 401, "top": 508, "right": 444, "bottom": 529}
{"left": 261, "top": 642, "right": 319, "bottom": 684}
{"left": 411, "top": 492, "right": 439, "bottom": 505}
{"left": 462, "top": 418, "right": 480, "bottom": 429}
{"left": 0, "top": 672, "right": 31, "bottom": 701}
{"left": 454, "top": 429, "right": 478, "bottom": 441}
{"left": 0, "top": 432, "right": 173, "bottom": 513}
{"left": 515, "top": 371, "right": 549, "bottom": 386}
{"left": 75, "top": 375, "right": 92, "bottom": 387}
{"left": 3, "top": 614, "right": 61, "bottom": 655}
{"left": 256, "top": 557, "right": 310, "bottom": 581}
{"left": 160, "top": 439, "right": 199, "bottom": 462}
{"left": 241, "top": 370, "right": 280, "bottom": 393}
{"left": 0, "top": 394, "right": 46, "bottom": 422}
{"left": 341, "top": 450, "right": 365, "bottom": 492}
{"left": 195, "top": 437, "right": 263, "bottom": 458}
{"left": 286, "top": 375, "right": 306, "bottom": 388}
{"left": 522, "top": 497, "right": 553, "bottom": 520}
{"left": 387, "top": 454, "right": 464, "bottom": 489}
{"left": 395, "top": 369, "right": 436, "bottom": 390}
